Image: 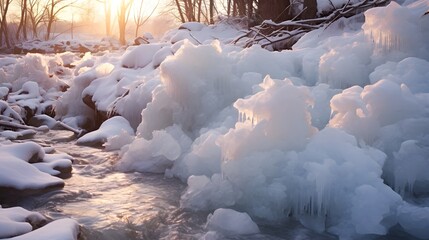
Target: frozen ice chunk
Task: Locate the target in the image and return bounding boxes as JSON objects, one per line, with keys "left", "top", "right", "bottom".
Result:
{"left": 329, "top": 80, "right": 424, "bottom": 143}
{"left": 205, "top": 208, "right": 259, "bottom": 235}
{"left": 369, "top": 57, "right": 429, "bottom": 94}
{"left": 181, "top": 174, "right": 237, "bottom": 211}
{"left": 397, "top": 202, "right": 429, "bottom": 239}
{"left": 392, "top": 140, "right": 429, "bottom": 195}
{"left": 222, "top": 76, "right": 316, "bottom": 160}
{"left": 117, "top": 126, "right": 186, "bottom": 173}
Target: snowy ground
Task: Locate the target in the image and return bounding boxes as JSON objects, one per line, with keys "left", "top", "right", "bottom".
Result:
{"left": 1, "top": 0, "right": 429, "bottom": 239}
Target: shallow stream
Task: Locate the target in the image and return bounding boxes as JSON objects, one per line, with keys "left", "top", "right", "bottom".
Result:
{"left": 11, "top": 130, "right": 416, "bottom": 240}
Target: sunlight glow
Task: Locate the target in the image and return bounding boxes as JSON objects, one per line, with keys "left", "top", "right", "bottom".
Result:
{"left": 64, "top": 0, "right": 163, "bottom": 22}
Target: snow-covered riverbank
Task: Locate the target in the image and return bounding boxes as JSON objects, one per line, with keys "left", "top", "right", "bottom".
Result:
{"left": 1, "top": 1, "right": 429, "bottom": 239}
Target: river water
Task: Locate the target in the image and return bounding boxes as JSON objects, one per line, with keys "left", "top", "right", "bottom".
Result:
{"left": 10, "top": 130, "right": 417, "bottom": 240}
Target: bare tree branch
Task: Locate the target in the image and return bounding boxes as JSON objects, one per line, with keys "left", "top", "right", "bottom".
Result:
{"left": 233, "top": 0, "right": 389, "bottom": 50}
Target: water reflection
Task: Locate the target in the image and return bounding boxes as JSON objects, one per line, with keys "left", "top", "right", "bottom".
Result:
{"left": 17, "top": 130, "right": 207, "bottom": 239}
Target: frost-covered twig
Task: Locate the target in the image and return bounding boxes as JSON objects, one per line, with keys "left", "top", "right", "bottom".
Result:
{"left": 234, "top": 0, "right": 389, "bottom": 50}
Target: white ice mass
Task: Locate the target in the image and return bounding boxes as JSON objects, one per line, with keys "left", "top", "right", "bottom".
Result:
{"left": 1, "top": 0, "right": 429, "bottom": 239}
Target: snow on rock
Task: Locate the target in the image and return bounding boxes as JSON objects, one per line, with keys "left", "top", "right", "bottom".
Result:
{"left": 179, "top": 22, "right": 206, "bottom": 31}
{"left": 121, "top": 43, "right": 167, "bottom": 68}
{"left": 6, "top": 53, "right": 68, "bottom": 92}
{"left": 13, "top": 37, "right": 119, "bottom": 55}
{"left": 152, "top": 46, "right": 173, "bottom": 68}
{"left": 0, "top": 142, "right": 67, "bottom": 202}
{"left": 205, "top": 208, "right": 260, "bottom": 236}
{"left": 0, "top": 100, "right": 24, "bottom": 124}
{"left": 55, "top": 58, "right": 116, "bottom": 129}
{"left": 0, "top": 141, "right": 45, "bottom": 163}
{"left": 0, "top": 86, "right": 9, "bottom": 99}
{"left": 77, "top": 116, "right": 134, "bottom": 147}
{"left": 0, "top": 206, "right": 47, "bottom": 238}
{"left": 8, "top": 218, "right": 80, "bottom": 240}
{"left": 8, "top": 81, "right": 42, "bottom": 103}
{"left": 164, "top": 21, "right": 243, "bottom": 45}
{"left": 0, "top": 129, "right": 37, "bottom": 140}
{"left": 0, "top": 53, "right": 74, "bottom": 122}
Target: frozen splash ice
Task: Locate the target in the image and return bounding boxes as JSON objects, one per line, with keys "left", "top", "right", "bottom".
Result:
{"left": 227, "top": 76, "right": 316, "bottom": 159}
{"left": 363, "top": 1, "right": 429, "bottom": 60}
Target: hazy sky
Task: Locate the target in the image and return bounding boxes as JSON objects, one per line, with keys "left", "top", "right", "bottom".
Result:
{"left": 60, "top": 0, "right": 167, "bottom": 22}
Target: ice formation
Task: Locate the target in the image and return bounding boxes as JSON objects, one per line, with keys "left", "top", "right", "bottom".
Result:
{"left": 205, "top": 208, "right": 260, "bottom": 235}
{"left": 1, "top": 0, "right": 429, "bottom": 239}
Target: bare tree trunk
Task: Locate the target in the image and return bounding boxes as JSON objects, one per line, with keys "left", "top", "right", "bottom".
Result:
{"left": 175, "top": 0, "right": 185, "bottom": 23}
{"left": 246, "top": 0, "right": 252, "bottom": 19}
{"left": 45, "top": 0, "right": 55, "bottom": 40}
{"left": 45, "top": 0, "right": 76, "bottom": 41}
{"left": 118, "top": 0, "right": 133, "bottom": 45}
{"left": 258, "top": 0, "right": 291, "bottom": 22}
{"left": 302, "top": 0, "right": 317, "bottom": 19}
{"left": 209, "top": 0, "right": 214, "bottom": 24}
{"left": 105, "top": 1, "right": 111, "bottom": 36}
{"left": 28, "top": 0, "right": 45, "bottom": 39}
{"left": 0, "top": 0, "right": 12, "bottom": 48}
{"left": 197, "top": 0, "right": 202, "bottom": 22}
{"left": 16, "top": 0, "right": 28, "bottom": 41}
